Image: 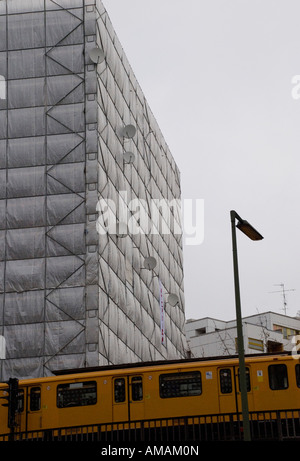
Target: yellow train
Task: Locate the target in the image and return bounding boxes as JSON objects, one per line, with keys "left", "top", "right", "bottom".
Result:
{"left": 0, "top": 353, "right": 299, "bottom": 437}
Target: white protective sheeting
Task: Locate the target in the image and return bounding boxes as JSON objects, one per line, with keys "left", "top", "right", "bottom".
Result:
{"left": 0, "top": 0, "right": 187, "bottom": 380}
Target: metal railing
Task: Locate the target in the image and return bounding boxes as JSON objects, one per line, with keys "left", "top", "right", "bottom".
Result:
{"left": 1, "top": 409, "right": 299, "bottom": 442}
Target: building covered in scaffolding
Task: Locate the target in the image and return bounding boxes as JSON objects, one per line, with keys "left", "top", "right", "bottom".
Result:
{"left": 0, "top": 0, "right": 187, "bottom": 380}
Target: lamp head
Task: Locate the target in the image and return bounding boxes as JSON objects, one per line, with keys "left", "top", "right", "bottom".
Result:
{"left": 236, "top": 219, "right": 264, "bottom": 241}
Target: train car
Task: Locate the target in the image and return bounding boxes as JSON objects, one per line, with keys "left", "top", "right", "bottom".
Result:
{"left": 0, "top": 353, "right": 299, "bottom": 437}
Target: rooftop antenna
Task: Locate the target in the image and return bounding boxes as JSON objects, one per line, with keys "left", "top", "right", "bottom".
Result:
{"left": 269, "top": 283, "right": 296, "bottom": 315}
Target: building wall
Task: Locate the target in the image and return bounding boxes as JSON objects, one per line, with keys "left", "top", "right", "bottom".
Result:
{"left": 0, "top": 0, "right": 187, "bottom": 380}
{"left": 185, "top": 312, "right": 300, "bottom": 358}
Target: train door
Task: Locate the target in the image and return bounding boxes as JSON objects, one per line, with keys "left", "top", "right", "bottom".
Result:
{"left": 128, "top": 375, "right": 144, "bottom": 421}
{"left": 112, "top": 375, "right": 144, "bottom": 422}
{"left": 18, "top": 386, "right": 42, "bottom": 433}
{"left": 218, "top": 366, "right": 253, "bottom": 414}
{"left": 218, "top": 367, "right": 237, "bottom": 414}
{"left": 113, "top": 377, "right": 128, "bottom": 422}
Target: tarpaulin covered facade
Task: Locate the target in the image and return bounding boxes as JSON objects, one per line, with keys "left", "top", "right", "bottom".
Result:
{"left": 0, "top": 0, "right": 187, "bottom": 380}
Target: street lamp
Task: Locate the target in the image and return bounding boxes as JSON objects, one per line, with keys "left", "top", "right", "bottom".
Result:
{"left": 230, "top": 210, "right": 263, "bottom": 441}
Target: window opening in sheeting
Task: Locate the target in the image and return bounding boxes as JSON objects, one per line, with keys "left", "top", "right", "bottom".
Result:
{"left": 268, "top": 364, "right": 288, "bottom": 390}
{"left": 219, "top": 368, "right": 232, "bottom": 394}
{"left": 57, "top": 381, "right": 97, "bottom": 408}
{"left": 159, "top": 371, "right": 202, "bottom": 398}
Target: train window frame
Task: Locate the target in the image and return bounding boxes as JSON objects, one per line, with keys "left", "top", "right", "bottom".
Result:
{"left": 237, "top": 367, "right": 251, "bottom": 392}
{"left": 295, "top": 364, "right": 300, "bottom": 388}
{"left": 114, "top": 378, "right": 126, "bottom": 403}
{"left": 268, "top": 364, "right": 289, "bottom": 390}
{"left": 57, "top": 381, "right": 97, "bottom": 409}
{"left": 17, "top": 389, "right": 24, "bottom": 413}
{"left": 219, "top": 368, "right": 233, "bottom": 394}
{"left": 131, "top": 376, "right": 143, "bottom": 401}
{"left": 159, "top": 371, "right": 202, "bottom": 399}
{"left": 30, "top": 387, "right": 41, "bottom": 412}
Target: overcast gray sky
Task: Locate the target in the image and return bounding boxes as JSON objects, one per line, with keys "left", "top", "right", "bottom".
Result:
{"left": 103, "top": 0, "right": 300, "bottom": 321}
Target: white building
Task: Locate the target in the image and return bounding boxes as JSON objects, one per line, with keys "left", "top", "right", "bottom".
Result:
{"left": 185, "top": 312, "right": 300, "bottom": 358}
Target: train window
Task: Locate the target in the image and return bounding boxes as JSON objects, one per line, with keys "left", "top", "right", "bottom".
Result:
{"left": 237, "top": 367, "right": 251, "bottom": 392}
{"left": 295, "top": 364, "right": 300, "bottom": 388}
{"left": 159, "top": 371, "right": 202, "bottom": 398}
{"left": 17, "top": 389, "right": 24, "bottom": 413}
{"left": 57, "top": 381, "right": 97, "bottom": 408}
{"left": 268, "top": 364, "right": 288, "bottom": 390}
{"left": 30, "top": 387, "right": 41, "bottom": 411}
{"left": 219, "top": 369, "right": 232, "bottom": 393}
{"left": 114, "top": 378, "right": 126, "bottom": 403}
{"left": 131, "top": 376, "right": 143, "bottom": 401}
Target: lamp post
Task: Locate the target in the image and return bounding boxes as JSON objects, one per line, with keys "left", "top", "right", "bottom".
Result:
{"left": 230, "top": 210, "right": 263, "bottom": 441}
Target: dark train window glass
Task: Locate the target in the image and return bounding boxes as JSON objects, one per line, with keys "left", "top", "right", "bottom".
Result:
{"left": 131, "top": 376, "right": 143, "bottom": 401}
{"left": 237, "top": 367, "right": 251, "bottom": 392}
{"left": 30, "top": 387, "right": 41, "bottom": 411}
{"left": 219, "top": 369, "right": 232, "bottom": 393}
{"left": 296, "top": 365, "right": 300, "bottom": 388}
{"left": 159, "top": 372, "right": 202, "bottom": 398}
{"left": 57, "top": 381, "right": 97, "bottom": 408}
{"left": 114, "top": 378, "right": 126, "bottom": 403}
{"left": 17, "top": 389, "right": 24, "bottom": 413}
{"left": 268, "top": 364, "right": 288, "bottom": 390}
